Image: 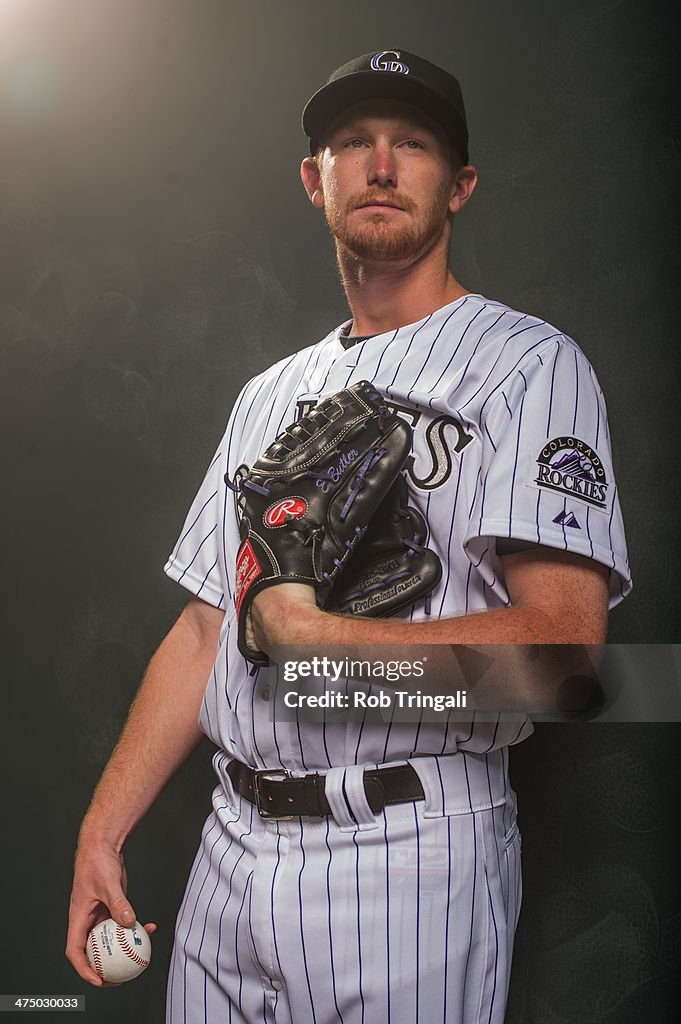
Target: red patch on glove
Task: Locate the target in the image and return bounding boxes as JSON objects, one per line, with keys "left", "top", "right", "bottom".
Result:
{"left": 235, "top": 540, "right": 262, "bottom": 615}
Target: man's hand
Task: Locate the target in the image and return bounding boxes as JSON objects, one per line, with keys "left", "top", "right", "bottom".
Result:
{"left": 66, "top": 837, "right": 157, "bottom": 987}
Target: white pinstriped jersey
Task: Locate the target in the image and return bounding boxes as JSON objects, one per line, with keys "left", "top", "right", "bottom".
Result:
{"left": 164, "top": 292, "right": 631, "bottom": 771}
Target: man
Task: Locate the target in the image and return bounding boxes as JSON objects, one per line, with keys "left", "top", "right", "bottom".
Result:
{"left": 67, "top": 49, "right": 631, "bottom": 1023}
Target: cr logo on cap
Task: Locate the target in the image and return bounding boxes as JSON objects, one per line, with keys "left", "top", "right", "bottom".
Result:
{"left": 370, "top": 50, "right": 410, "bottom": 75}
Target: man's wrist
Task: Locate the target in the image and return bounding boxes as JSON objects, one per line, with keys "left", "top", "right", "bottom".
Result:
{"left": 78, "top": 820, "right": 127, "bottom": 856}
{"left": 250, "top": 584, "right": 323, "bottom": 650}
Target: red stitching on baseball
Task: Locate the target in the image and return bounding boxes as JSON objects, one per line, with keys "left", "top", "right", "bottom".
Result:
{"left": 88, "top": 933, "right": 104, "bottom": 979}
{"left": 115, "top": 924, "right": 150, "bottom": 967}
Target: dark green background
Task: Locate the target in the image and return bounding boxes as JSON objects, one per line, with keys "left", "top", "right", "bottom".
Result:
{"left": 1, "top": 1, "right": 679, "bottom": 1020}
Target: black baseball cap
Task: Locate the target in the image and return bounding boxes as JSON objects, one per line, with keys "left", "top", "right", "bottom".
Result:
{"left": 302, "top": 49, "right": 469, "bottom": 163}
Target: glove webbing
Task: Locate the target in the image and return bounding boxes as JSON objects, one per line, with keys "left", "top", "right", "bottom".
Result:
{"left": 269, "top": 410, "right": 335, "bottom": 457}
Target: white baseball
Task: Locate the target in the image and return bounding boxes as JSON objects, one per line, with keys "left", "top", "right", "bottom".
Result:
{"left": 86, "top": 919, "right": 152, "bottom": 983}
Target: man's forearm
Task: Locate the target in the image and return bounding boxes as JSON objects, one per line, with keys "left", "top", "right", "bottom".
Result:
{"left": 79, "top": 599, "right": 223, "bottom": 852}
{"left": 250, "top": 556, "right": 609, "bottom": 712}
{"left": 252, "top": 588, "right": 601, "bottom": 649}
{"left": 252, "top": 549, "right": 610, "bottom": 649}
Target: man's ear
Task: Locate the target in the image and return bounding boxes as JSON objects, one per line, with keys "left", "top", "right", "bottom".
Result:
{"left": 448, "top": 165, "right": 478, "bottom": 215}
{"left": 301, "top": 157, "right": 324, "bottom": 207}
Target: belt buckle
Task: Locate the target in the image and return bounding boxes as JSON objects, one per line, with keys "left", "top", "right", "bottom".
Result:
{"left": 252, "top": 768, "right": 293, "bottom": 819}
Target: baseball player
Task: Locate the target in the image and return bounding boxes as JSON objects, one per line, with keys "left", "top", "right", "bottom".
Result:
{"left": 67, "top": 49, "right": 632, "bottom": 1024}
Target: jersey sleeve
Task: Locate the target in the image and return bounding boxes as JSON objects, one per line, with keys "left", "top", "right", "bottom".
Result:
{"left": 163, "top": 440, "right": 226, "bottom": 608}
{"left": 463, "top": 336, "right": 632, "bottom": 608}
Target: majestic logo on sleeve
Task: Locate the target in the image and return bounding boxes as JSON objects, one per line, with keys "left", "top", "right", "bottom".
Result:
{"left": 553, "top": 509, "right": 581, "bottom": 529}
{"left": 535, "top": 437, "right": 608, "bottom": 509}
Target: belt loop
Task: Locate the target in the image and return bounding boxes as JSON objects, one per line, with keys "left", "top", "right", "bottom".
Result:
{"left": 343, "top": 765, "right": 379, "bottom": 831}
{"left": 323, "top": 766, "right": 378, "bottom": 831}
{"left": 323, "top": 768, "right": 356, "bottom": 828}
{"left": 408, "top": 756, "right": 447, "bottom": 817}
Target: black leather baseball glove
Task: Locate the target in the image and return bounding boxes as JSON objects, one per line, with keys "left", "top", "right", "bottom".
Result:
{"left": 229, "top": 381, "right": 412, "bottom": 665}
{"left": 323, "top": 473, "right": 442, "bottom": 617}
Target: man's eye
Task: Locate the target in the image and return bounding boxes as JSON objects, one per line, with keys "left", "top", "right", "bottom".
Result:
{"left": 404, "top": 139, "right": 424, "bottom": 149}
{"left": 346, "top": 138, "right": 365, "bottom": 148}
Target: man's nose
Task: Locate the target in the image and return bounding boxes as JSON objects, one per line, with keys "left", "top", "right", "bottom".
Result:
{"left": 367, "top": 142, "right": 397, "bottom": 187}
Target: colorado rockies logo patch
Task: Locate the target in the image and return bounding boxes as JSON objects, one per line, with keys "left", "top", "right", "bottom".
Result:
{"left": 533, "top": 436, "right": 608, "bottom": 509}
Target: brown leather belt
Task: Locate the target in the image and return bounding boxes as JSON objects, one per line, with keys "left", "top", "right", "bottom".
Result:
{"left": 226, "top": 758, "right": 425, "bottom": 819}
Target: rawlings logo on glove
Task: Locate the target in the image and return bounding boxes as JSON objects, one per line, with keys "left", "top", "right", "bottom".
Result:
{"left": 263, "top": 498, "right": 308, "bottom": 527}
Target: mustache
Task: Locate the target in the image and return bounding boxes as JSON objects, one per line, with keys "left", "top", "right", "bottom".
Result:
{"left": 350, "top": 190, "right": 416, "bottom": 213}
